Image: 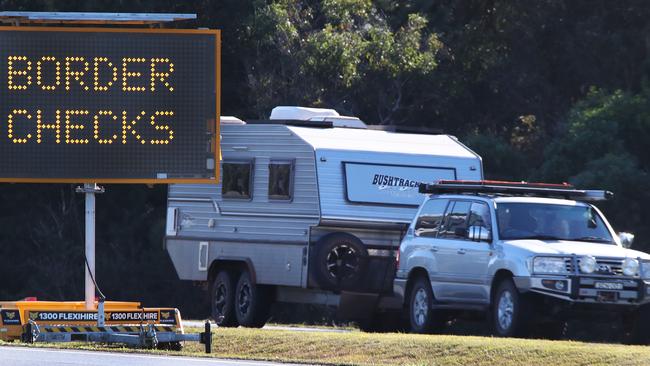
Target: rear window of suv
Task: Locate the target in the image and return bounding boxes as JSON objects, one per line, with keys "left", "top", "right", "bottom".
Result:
{"left": 439, "top": 201, "right": 472, "bottom": 239}
{"left": 414, "top": 199, "right": 448, "bottom": 237}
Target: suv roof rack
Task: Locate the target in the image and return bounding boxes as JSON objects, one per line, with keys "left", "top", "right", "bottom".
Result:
{"left": 419, "top": 180, "right": 613, "bottom": 202}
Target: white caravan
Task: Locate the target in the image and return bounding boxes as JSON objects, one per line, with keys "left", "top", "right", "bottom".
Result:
{"left": 164, "top": 107, "right": 482, "bottom": 328}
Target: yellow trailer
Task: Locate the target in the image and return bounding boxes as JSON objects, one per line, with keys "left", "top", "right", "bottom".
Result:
{"left": 0, "top": 299, "right": 211, "bottom": 351}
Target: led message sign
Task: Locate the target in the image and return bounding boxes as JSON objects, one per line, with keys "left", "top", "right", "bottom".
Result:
{"left": 0, "top": 27, "right": 220, "bottom": 183}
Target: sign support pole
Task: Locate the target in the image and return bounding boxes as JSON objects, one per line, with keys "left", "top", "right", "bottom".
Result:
{"left": 76, "top": 183, "right": 104, "bottom": 310}
{"left": 84, "top": 183, "right": 96, "bottom": 310}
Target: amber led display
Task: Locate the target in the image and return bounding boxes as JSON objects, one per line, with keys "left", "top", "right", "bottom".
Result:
{"left": 0, "top": 27, "right": 220, "bottom": 183}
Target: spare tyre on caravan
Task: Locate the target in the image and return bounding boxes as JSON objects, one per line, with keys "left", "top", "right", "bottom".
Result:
{"left": 164, "top": 106, "right": 483, "bottom": 328}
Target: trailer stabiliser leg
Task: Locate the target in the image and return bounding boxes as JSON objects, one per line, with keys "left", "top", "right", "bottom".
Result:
{"left": 140, "top": 324, "right": 158, "bottom": 349}
{"left": 200, "top": 320, "right": 212, "bottom": 354}
{"left": 21, "top": 320, "right": 40, "bottom": 344}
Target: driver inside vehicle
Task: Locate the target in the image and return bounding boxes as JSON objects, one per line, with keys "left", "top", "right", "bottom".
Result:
{"left": 546, "top": 217, "right": 570, "bottom": 239}
{"left": 498, "top": 206, "right": 538, "bottom": 237}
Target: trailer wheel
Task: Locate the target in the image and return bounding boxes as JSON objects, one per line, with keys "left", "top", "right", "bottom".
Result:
{"left": 211, "top": 270, "right": 238, "bottom": 327}
{"left": 313, "top": 233, "right": 368, "bottom": 290}
{"left": 234, "top": 271, "right": 271, "bottom": 328}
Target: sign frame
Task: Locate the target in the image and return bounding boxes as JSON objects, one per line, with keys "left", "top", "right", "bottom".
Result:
{"left": 0, "top": 26, "right": 221, "bottom": 184}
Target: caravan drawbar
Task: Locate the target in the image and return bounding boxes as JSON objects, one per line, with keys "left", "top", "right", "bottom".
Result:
{"left": 164, "top": 107, "right": 483, "bottom": 327}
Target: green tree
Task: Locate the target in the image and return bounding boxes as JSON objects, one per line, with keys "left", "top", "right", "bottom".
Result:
{"left": 463, "top": 133, "right": 528, "bottom": 181}
{"left": 537, "top": 88, "right": 650, "bottom": 250}
{"left": 241, "top": 0, "right": 441, "bottom": 123}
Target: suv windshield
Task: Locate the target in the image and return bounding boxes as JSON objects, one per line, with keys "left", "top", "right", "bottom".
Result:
{"left": 496, "top": 202, "right": 613, "bottom": 243}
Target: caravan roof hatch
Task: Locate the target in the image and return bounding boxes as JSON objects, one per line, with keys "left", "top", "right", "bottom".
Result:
{"left": 270, "top": 106, "right": 367, "bottom": 129}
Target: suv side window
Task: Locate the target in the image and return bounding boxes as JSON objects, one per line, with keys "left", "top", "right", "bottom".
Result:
{"left": 414, "top": 199, "right": 449, "bottom": 237}
{"left": 439, "top": 201, "right": 471, "bottom": 239}
{"left": 468, "top": 202, "right": 491, "bottom": 230}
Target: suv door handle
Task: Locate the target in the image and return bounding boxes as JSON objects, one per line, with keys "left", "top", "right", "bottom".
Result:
{"left": 430, "top": 246, "right": 438, "bottom": 252}
{"left": 457, "top": 248, "right": 466, "bottom": 255}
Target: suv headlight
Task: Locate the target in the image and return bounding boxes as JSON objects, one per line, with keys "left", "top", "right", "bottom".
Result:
{"left": 623, "top": 258, "right": 640, "bottom": 277}
{"left": 579, "top": 256, "right": 597, "bottom": 274}
{"left": 641, "top": 261, "right": 650, "bottom": 279}
{"left": 533, "top": 257, "right": 567, "bottom": 274}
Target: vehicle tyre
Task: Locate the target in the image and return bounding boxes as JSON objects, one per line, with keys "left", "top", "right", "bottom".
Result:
{"left": 492, "top": 279, "right": 531, "bottom": 337}
{"left": 312, "top": 233, "right": 368, "bottom": 290}
{"left": 408, "top": 276, "right": 445, "bottom": 333}
{"left": 211, "top": 270, "right": 238, "bottom": 327}
{"left": 234, "top": 271, "right": 271, "bottom": 328}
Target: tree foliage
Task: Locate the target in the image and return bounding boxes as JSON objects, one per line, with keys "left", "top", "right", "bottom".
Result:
{"left": 241, "top": 0, "right": 441, "bottom": 123}
{"left": 537, "top": 88, "right": 650, "bottom": 249}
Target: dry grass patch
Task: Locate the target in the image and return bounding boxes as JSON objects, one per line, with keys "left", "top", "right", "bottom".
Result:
{"left": 4, "top": 326, "right": 650, "bottom": 366}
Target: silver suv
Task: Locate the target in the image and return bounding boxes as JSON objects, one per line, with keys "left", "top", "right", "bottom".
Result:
{"left": 394, "top": 181, "right": 650, "bottom": 341}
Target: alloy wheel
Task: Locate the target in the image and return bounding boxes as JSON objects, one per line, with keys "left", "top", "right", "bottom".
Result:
{"left": 326, "top": 244, "right": 359, "bottom": 280}
{"left": 237, "top": 283, "right": 251, "bottom": 317}
{"left": 497, "top": 290, "right": 514, "bottom": 331}
{"left": 413, "top": 288, "right": 429, "bottom": 327}
{"left": 214, "top": 283, "right": 227, "bottom": 316}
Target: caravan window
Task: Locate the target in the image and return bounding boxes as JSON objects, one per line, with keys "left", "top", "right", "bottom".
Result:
{"left": 268, "top": 161, "right": 293, "bottom": 200}
{"left": 222, "top": 162, "right": 252, "bottom": 199}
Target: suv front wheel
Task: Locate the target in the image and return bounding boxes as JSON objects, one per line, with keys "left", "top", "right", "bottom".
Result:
{"left": 492, "top": 279, "right": 531, "bottom": 337}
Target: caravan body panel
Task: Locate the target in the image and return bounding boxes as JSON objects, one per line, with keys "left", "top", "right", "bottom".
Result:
{"left": 166, "top": 124, "right": 319, "bottom": 284}
{"left": 287, "top": 126, "right": 482, "bottom": 224}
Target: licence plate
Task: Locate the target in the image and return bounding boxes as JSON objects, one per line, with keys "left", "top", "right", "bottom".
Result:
{"left": 594, "top": 281, "right": 624, "bottom": 290}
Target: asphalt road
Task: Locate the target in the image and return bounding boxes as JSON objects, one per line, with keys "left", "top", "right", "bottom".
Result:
{"left": 0, "top": 346, "right": 307, "bottom": 366}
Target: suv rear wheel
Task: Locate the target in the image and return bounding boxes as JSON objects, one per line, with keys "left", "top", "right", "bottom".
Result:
{"left": 408, "top": 276, "right": 445, "bottom": 333}
{"left": 492, "top": 279, "right": 531, "bottom": 337}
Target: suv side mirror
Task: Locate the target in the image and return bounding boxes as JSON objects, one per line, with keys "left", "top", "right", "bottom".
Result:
{"left": 468, "top": 226, "right": 491, "bottom": 242}
{"left": 619, "top": 232, "right": 635, "bottom": 248}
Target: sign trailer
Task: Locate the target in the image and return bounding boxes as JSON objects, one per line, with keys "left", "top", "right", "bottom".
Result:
{"left": 0, "top": 12, "right": 218, "bottom": 352}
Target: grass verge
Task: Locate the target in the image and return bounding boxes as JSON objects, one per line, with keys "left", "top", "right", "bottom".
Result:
{"left": 3, "top": 326, "right": 650, "bottom": 366}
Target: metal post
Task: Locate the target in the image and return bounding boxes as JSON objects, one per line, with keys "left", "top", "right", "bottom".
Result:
{"left": 76, "top": 183, "right": 104, "bottom": 310}
{"left": 203, "top": 321, "right": 212, "bottom": 353}
{"left": 85, "top": 183, "right": 96, "bottom": 310}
